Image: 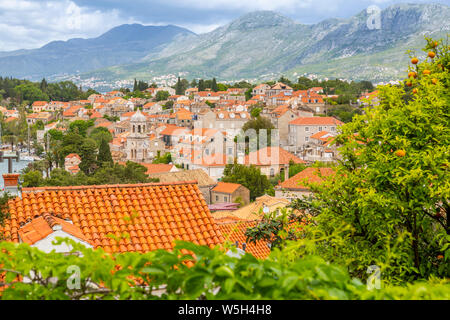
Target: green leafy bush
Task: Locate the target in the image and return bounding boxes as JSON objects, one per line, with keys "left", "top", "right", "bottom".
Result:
{"left": 0, "top": 239, "right": 448, "bottom": 300}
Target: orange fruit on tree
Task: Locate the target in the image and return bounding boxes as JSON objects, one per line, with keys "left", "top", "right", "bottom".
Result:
{"left": 408, "top": 71, "right": 417, "bottom": 78}
{"left": 428, "top": 51, "right": 436, "bottom": 59}
{"left": 395, "top": 150, "right": 406, "bottom": 157}
{"left": 411, "top": 57, "right": 419, "bottom": 64}
{"left": 432, "top": 78, "right": 438, "bottom": 85}
{"left": 423, "top": 69, "right": 431, "bottom": 75}
{"left": 406, "top": 81, "right": 412, "bottom": 87}
{"left": 412, "top": 88, "right": 418, "bottom": 94}
{"left": 431, "top": 41, "right": 438, "bottom": 48}
{"left": 437, "top": 255, "right": 444, "bottom": 260}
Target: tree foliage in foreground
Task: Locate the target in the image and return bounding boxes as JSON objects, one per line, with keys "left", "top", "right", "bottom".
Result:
{"left": 0, "top": 239, "right": 448, "bottom": 300}
{"left": 247, "top": 38, "right": 450, "bottom": 282}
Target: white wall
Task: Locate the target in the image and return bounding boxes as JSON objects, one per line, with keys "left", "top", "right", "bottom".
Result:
{"left": 31, "top": 230, "right": 93, "bottom": 253}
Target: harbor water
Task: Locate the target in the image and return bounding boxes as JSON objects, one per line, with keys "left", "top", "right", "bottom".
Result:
{"left": 0, "top": 159, "right": 33, "bottom": 190}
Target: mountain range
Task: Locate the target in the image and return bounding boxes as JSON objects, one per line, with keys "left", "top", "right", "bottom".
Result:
{"left": 0, "top": 3, "right": 449, "bottom": 86}
{"left": 0, "top": 24, "right": 194, "bottom": 80}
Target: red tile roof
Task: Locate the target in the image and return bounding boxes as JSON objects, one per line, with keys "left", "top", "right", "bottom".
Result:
{"left": 218, "top": 221, "right": 270, "bottom": 259}
{"left": 212, "top": 182, "right": 243, "bottom": 194}
{"left": 1, "top": 182, "right": 225, "bottom": 253}
{"left": 66, "top": 153, "right": 81, "bottom": 160}
{"left": 309, "top": 131, "right": 335, "bottom": 142}
{"left": 32, "top": 101, "right": 48, "bottom": 106}
{"left": 89, "top": 111, "right": 103, "bottom": 119}
{"left": 119, "top": 162, "right": 174, "bottom": 175}
{"left": 289, "top": 117, "right": 343, "bottom": 126}
{"left": 18, "top": 213, "right": 89, "bottom": 245}
{"left": 278, "top": 167, "right": 335, "bottom": 190}
{"left": 141, "top": 164, "right": 174, "bottom": 175}
{"left": 160, "top": 125, "right": 187, "bottom": 136}
{"left": 244, "top": 147, "right": 305, "bottom": 166}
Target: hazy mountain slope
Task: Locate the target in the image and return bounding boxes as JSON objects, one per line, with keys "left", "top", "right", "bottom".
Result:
{"left": 0, "top": 24, "right": 195, "bottom": 80}
{"left": 84, "top": 3, "right": 450, "bottom": 82}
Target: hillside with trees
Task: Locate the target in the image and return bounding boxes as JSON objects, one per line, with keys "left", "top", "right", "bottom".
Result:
{"left": 0, "top": 77, "right": 98, "bottom": 106}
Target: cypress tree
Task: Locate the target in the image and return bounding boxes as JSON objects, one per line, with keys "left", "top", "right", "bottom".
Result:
{"left": 175, "top": 77, "right": 183, "bottom": 95}
{"left": 98, "top": 138, "right": 113, "bottom": 165}
{"left": 198, "top": 79, "right": 205, "bottom": 91}
{"left": 40, "top": 78, "right": 48, "bottom": 92}
{"left": 212, "top": 78, "right": 218, "bottom": 92}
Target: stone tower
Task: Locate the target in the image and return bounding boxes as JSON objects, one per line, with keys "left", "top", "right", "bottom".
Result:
{"left": 126, "top": 110, "right": 149, "bottom": 162}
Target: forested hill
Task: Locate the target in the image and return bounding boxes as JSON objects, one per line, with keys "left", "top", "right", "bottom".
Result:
{"left": 0, "top": 77, "right": 98, "bottom": 105}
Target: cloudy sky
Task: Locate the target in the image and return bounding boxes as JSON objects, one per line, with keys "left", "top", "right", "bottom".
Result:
{"left": 0, "top": 0, "right": 448, "bottom": 51}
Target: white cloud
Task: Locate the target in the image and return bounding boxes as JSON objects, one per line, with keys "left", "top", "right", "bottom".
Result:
{"left": 0, "top": 0, "right": 132, "bottom": 51}
{"left": 168, "top": 0, "right": 440, "bottom": 11}
{"left": 180, "top": 22, "right": 227, "bottom": 34}
{"left": 0, "top": 0, "right": 446, "bottom": 51}
{"left": 168, "top": 0, "right": 314, "bottom": 11}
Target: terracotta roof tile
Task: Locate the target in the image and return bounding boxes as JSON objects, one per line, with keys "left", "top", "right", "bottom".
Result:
{"left": 218, "top": 221, "right": 270, "bottom": 259}
{"left": 278, "top": 167, "right": 335, "bottom": 190}
{"left": 289, "top": 117, "right": 343, "bottom": 126}
{"left": 1, "top": 182, "right": 224, "bottom": 253}
{"left": 17, "top": 213, "right": 90, "bottom": 245}
{"left": 211, "top": 182, "right": 243, "bottom": 194}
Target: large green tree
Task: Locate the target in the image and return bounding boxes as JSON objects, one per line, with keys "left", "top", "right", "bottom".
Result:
{"left": 14, "top": 83, "right": 49, "bottom": 103}
{"left": 155, "top": 91, "right": 170, "bottom": 101}
{"left": 242, "top": 116, "right": 275, "bottom": 149}
{"left": 222, "top": 164, "right": 273, "bottom": 200}
{"left": 254, "top": 38, "right": 450, "bottom": 282}
{"left": 89, "top": 126, "right": 113, "bottom": 147}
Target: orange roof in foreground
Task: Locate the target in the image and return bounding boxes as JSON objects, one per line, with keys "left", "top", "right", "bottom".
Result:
{"left": 18, "top": 213, "right": 89, "bottom": 245}
{"left": 2, "top": 182, "right": 225, "bottom": 253}
{"left": 218, "top": 221, "right": 270, "bottom": 259}
{"left": 279, "top": 167, "right": 335, "bottom": 190}
{"left": 212, "top": 182, "right": 243, "bottom": 194}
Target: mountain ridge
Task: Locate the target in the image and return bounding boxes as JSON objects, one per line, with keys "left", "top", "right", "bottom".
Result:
{"left": 0, "top": 3, "right": 449, "bottom": 85}
{"left": 0, "top": 24, "right": 195, "bottom": 79}
{"left": 82, "top": 3, "right": 450, "bottom": 84}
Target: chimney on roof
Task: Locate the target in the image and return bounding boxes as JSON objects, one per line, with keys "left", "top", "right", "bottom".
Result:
{"left": 43, "top": 212, "right": 61, "bottom": 231}
{"left": 3, "top": 173, "right": 20, "bottom": 196}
